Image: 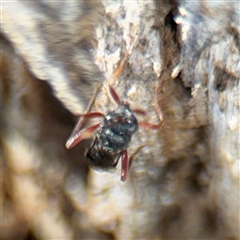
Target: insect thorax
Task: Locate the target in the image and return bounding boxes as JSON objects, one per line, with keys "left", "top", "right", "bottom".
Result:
{"left": 98, "top": 104, "right": 138, "bottom": 152}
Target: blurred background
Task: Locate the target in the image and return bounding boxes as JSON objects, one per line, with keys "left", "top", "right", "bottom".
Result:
{"left": 1, "top": 1, "right": 239, "bottom": 239}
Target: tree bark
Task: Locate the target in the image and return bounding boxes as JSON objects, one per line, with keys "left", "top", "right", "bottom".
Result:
{"left": 1, "top": 0, "right": 239, "bottom": 239}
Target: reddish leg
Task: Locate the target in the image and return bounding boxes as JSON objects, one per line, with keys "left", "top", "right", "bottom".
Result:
{"left": 65, "top": 123, "right": 101, "bottom": 149}
{"left": 71, "top": 112, "right": 104, "bottom": 137}
{"left": 132, "top": 108, "right": 146, "bottom": 115}
{"left": 109, "top": 85, "right": 122, "bottom": 105}
{"left": 66, "top": 111, "right": 104, "bottom": 149}
{"left": 79, "top": 112, "right": 105, "bottom": 118}
{"left": 138, "top": 121, "right": 160, "bottom": 130}
{"left": 67, "top": 85, "right": 101, "bottom": 143}
{"left": 120, "top": 150, "right": 129, "bottom": 182}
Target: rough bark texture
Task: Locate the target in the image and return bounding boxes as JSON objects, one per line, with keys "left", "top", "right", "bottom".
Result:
{"left": 1, "top": 0, "right": 239, "bottom": 239}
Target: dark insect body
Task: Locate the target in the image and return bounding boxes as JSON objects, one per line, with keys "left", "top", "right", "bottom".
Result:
{"left": 66, "top": 86, "right": 159, "bottom": 181}
{"left": 87, "top": 104, "right": 138, "bottom": 170}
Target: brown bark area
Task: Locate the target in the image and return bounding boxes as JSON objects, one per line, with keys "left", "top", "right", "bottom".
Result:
{"left": 1, "top": 1, "right": 239, "bottom": 239}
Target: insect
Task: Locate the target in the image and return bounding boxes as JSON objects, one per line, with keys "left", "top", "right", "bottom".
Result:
{"left": 65, "top": 85, "right": 159, "bottom": 181}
